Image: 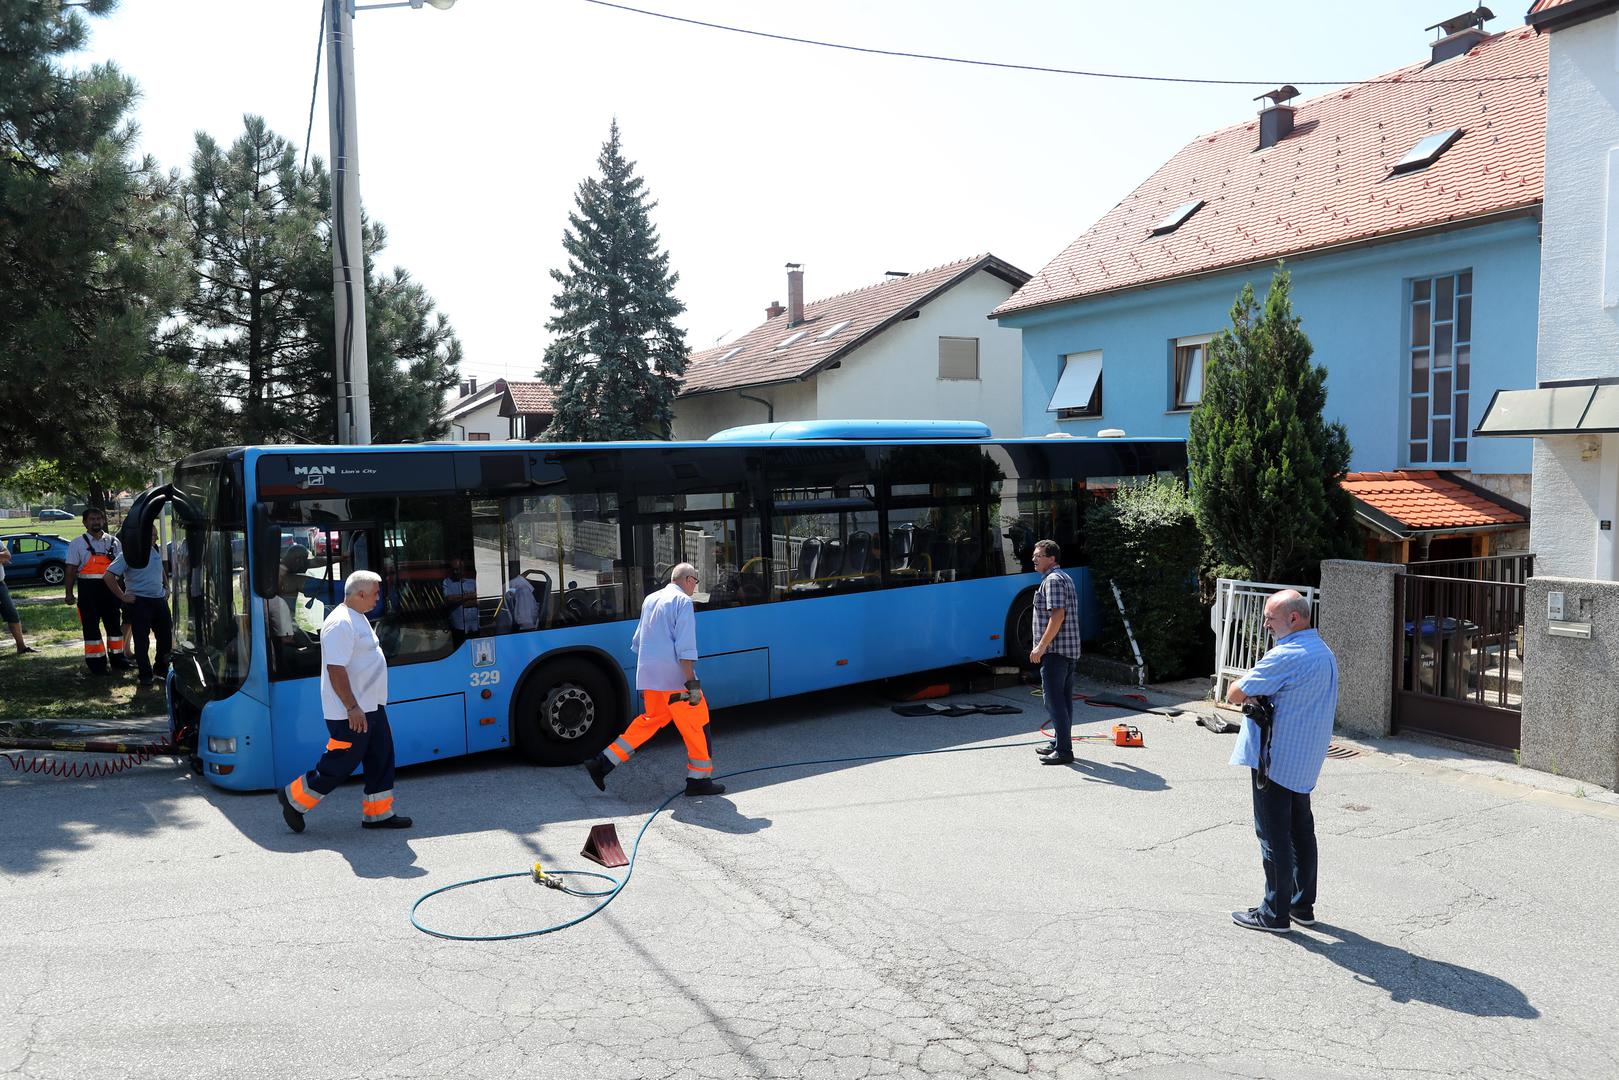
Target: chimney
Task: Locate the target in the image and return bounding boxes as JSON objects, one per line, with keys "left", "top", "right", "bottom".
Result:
{"left": 1253, "top": 85, "right": 1298, "bottom": 151}
{"left": 766, "top": 300, "right": 786, "bottom": 319}
{"left": 1426, "top": 6, "right": 1493, "bottom": 65}
{"left": 786, "top": 262, "right": 805, "bottom": 327}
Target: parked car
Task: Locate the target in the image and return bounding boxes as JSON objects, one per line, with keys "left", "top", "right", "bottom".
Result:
{"left": 3, "top": 533, "right": 71, "bottom": 586}
{"left": 36, "top": 508, "right": 75, "bottom": 521}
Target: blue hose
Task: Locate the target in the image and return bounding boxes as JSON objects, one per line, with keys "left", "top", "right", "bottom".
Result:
{"left": 410, "top": 737, "right": 1045, "bottom": 942}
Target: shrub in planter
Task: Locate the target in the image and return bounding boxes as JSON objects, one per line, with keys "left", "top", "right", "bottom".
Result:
{"left": 1085, "top": 476, "right": 1209, "bottom": 680}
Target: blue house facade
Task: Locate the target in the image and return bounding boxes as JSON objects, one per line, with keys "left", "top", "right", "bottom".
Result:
{"left": 994, "top": 23, "right": 1547, "bottom": 522}
{"left": 1002, "top": 218, "right": 1539, "bottom": 479}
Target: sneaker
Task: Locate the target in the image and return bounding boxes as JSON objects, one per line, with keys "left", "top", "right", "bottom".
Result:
{"left": 1231, "top": 907, "right": 1290, "bottom": 933}
{"left": 111, "top": 659, "right": 135, "bottom": 671}
{"left": 1290, "top": 906, "right": 1316, "bottom": 926}
{"left": 1034, "top": 741, "right": 1057, "bottom": 756}
{"left": 362, "top": 814, "right": 413, "bottom": 829}
{"left": 276, "top": 788, "right": 305, "bottom": 834}
{"left": 585, "top": 756, "right": 611, "bottom": 792}
{"left": 684, "top": 778, "right": 726, "bottom": 797}
{"left": 1039, "top": 752, "right": 1076, "bottom": 766}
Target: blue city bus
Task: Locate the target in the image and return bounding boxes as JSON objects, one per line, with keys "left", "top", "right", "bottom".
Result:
{"left": 119, "top": 421, "right": 1185, "bottom": 791}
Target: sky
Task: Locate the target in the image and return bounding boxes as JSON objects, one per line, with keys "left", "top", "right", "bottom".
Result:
{"left": 72, "top": 0, "right": 1526, "bottom": 389}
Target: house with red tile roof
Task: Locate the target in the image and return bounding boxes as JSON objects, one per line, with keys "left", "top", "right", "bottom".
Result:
{"left": 994, "top": 14, "right": 1546, "bottom": 559}
{"left": 674, "top": 255, "right": 1030, "bottom": 440}
{"left": 437, "top": 377, "right": 556, "bottom": 441}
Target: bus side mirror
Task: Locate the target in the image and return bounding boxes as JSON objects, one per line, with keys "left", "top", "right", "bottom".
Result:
{"left": 250, "top": 503, "right": 279, "bottom": 599}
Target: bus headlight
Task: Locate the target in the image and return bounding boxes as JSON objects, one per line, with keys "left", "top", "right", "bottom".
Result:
{"left": 207, "top": 736, "right": 237, "bottom": 754}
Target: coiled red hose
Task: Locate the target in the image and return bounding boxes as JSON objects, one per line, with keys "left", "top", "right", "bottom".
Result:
{"left": 0, "top": 738, "right": 176, "bottom": 780}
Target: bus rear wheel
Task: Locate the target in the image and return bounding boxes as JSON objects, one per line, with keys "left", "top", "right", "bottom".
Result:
{"left": 1005, "top": 587, "right": 1037, "bottom": 665}
{"left": 513, "top": 658, "right": 621, "bottom": 765}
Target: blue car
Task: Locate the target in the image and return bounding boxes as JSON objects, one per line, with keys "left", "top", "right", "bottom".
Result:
{"left": 3, "top": 533, "right": 72, "bottom": 586}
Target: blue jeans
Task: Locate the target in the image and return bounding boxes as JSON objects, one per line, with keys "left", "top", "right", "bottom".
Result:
{"left": 1040, "top": 653, "right": 1076, "bottom": 753}
{"left": 1250, "top": 768, "right": 1317, "bottom": 926}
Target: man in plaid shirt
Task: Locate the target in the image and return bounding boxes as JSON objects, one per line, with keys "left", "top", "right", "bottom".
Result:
{"left": 1032, "top": 539, "right": 1083, "bottom": 766}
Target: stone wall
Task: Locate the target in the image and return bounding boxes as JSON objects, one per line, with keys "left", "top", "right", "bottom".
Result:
{"left": 1522, "top": 576, "right": 1619, "bottom": 791}
{"left": 1317, "top": 560, "right": 1402, "bottom": 739}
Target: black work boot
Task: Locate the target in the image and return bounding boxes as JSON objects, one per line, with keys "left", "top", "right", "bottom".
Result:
{"left": 585, "top": 755, "right": 613, "bottom": 792}
{"left": 276, "top": 788, "right": 305, "bottom": 834}
{"left": 684, "top": 778, "right": 726, "bottom": 797}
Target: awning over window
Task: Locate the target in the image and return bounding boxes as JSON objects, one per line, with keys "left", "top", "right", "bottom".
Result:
{"left": 1047, "top": 353, "right": 1102, "bottom": 412}
{"left": 1474, "top": 381, "right": 1619, "bottom": 436}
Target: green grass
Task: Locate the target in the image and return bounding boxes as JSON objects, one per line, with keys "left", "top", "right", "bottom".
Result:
{"left": 0, "top": 585, "right": 163, "bottom": 721}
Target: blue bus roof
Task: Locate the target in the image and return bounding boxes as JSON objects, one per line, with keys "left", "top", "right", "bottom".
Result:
{"left": 707, "top": 420, "right": 993, "bottom": 442}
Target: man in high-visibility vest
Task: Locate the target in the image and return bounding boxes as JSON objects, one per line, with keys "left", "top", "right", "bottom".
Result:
{"left": 64, "top": 508, "right": 131, "bottom": 675}
{"left": 584, "top": 563, "right": 724, "bottom": 797}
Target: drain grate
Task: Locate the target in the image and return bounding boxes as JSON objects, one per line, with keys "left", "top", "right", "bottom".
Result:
{"left": 1326, "top": 744, "right": 1361, "bottom": 760}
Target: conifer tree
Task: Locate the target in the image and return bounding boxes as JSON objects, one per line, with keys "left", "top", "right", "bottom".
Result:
{"left": 540, "top": 121, "right": 687, "bottom": 440}
{"left": 0, "top": 0, "right": 205, "bottom": 490}
{"left": 1187, "top": 267, "right": 1358, "bottom": 583}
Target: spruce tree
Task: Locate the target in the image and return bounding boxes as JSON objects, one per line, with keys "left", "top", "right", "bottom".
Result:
{"left": 0, "top": 0, "right": 205, "bottom": 490}
{"left": 1187, "top": 267, "right": 1358, "bottom": 583}
{"left": 540, "top": 121, "right": 687, "bottom": 441}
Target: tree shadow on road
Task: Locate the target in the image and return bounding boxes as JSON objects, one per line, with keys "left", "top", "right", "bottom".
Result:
{"left": 1291, "top": 922, "right": 1539, "bottom": 1017}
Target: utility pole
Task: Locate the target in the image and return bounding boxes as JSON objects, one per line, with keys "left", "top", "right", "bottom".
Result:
{"left": 325, "top": 0, "right": 371, "bottom": 445}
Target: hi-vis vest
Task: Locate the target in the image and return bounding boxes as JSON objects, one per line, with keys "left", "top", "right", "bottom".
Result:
{"left": 76, "top": 534, "right": 116, "bottom": 580}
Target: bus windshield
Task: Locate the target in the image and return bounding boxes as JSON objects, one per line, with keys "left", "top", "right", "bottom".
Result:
{"left": 172, "top": 456, "right": 250, "bottom": 698}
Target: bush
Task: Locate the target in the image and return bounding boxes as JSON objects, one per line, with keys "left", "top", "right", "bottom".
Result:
{"left": 1085, "top": 476, "right": 1209, "bottom": 680}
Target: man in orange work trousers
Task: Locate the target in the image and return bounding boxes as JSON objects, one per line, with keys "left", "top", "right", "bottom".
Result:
{"left": 276, "top": 570, "right": 412, "bottom": 833}
{"left": 585, "top": 562, "right": 725, "bottom": 797}
{"left": 63, "top": 507, "right": 131, "bottom": 675}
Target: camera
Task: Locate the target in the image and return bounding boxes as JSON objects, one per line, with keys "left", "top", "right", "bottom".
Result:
{"left": 1241, "top": 694, "right": 1275, "bottom": 732}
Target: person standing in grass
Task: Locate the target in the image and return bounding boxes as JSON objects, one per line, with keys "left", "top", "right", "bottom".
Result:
{"left": 0, "top": 542, "right": 39, "bottom": 656}
{"left": 105, "top": 538, "right": 171, "bottom": 688}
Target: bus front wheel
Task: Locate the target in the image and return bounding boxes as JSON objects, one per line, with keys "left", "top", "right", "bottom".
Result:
{"left": 513, "top": 658, "right": 620, "bottom": 765}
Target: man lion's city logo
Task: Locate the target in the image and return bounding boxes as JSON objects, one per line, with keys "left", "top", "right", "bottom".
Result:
{"left": 293, "top": 464, "right": 336, "bottom": 489}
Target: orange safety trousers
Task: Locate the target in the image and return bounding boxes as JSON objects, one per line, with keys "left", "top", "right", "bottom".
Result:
{"left": 603, "top": 690, "right": 714, "bottom": 780}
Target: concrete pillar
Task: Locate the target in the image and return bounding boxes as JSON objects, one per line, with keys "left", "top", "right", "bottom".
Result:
{"left": 1522, "top": 576, "right": 1619, "bottom": 791}
{"left": 1317, "top": 559, "right": 1403, "bottom": 739}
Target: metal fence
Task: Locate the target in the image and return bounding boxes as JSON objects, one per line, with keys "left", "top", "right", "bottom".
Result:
{"left": 1407, "top": 552, "right": 1534, "bottom": 585}
{"left": 1212, "top": 578, "right": 1320, "bottom": 701}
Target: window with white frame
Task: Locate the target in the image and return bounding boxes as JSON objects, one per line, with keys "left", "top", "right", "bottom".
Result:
{"left": 1049, "top": 351, "right": 1103, "bottom": 420}
{"left": 1171, "top": 334, "right": 1211, "bottom": 410}
{"left": 938, "top": 336, "right": 980, "bottom": 380}
{"left": 1408, "top": 271, "right": 1472, "bottom": 465}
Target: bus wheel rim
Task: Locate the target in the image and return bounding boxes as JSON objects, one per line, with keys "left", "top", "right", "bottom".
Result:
{"left": 544, "top": 684, "right": 595, "bottom": 739}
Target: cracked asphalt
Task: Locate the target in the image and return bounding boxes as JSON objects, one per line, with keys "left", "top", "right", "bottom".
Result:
{"left": 4, "top": 678, "right": 1618, "bottom": 1080}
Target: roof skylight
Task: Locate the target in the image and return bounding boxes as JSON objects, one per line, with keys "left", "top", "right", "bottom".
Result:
{"left": 817, "top": 319, "right": 853, "bottom": 341}
{"left": 775, "top": 330, "right": 809, "bottom": 350}
{"left": 717, "top": 346, "right": 744, "bottom": 362}
{"left": 1151, "top": 199, "right": 1204, "bottom": 236}
{"left": 1391, "top": 128, "right": 1463, "bottom": 174}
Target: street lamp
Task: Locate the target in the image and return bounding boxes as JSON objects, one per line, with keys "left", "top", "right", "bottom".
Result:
{"left": 325, "top": 0, "right": 457, "bottom": 446}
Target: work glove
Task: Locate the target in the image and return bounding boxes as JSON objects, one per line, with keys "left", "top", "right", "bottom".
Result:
{"left": 683, "top": 678, "right": 703, "bottom": 707}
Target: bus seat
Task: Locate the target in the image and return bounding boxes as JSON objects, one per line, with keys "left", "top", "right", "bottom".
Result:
{"left": 954, "top": 538, "right": 981, "bottom": 577}
{"left": 820, "top": 538, "right": 845, "bottom": 578}
{"left": 844, "top": 530, "right": 871, "bottom": 575}
{"left": 928, "top": 535, "right": 953, "bottom": 574}
{"left": 795, "top": 537, "right": 823, "bottom": 582}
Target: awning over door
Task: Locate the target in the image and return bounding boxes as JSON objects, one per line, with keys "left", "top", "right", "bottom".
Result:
{"left": 1474, "top": 380, "right": 1619, "bottom": 436}
{"left": 1047, "top": 352, "right": 1102, "bottom": 412}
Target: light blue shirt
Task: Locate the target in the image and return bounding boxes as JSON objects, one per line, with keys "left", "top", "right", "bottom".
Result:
{"left": 108, "top": 546, "right": 167, "bottom": 599}
{"left": 1230, "top": 627, "right": 1339, "bottom": 793}
{"left": 631, "top": 582, "right": 697, "bottom": 692}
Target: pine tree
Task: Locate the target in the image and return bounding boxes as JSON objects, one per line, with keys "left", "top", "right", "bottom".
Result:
{"left": 179, "top": 118, "right": 460, "bottom": 444}
{"left": 1187, "top": 267, "right": 1358, "bottom": 583}
{"left": 0, "top": 0, "right": 206, "bottom": 492}
{"left": 540, "top": 121, "right": 687, "bottom": 441}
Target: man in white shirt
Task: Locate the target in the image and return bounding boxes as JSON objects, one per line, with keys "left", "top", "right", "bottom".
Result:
{"left": 277, "top": 570, "right": 412, "bottom": 832}
{"left": 105, "top": 538, "right": 171, "bottom": 687}
{"left": 584, "top": 563, "right": 724, "bottom": 797}
{"left": 63, "top": 507, "right": 131, "bottom": 674}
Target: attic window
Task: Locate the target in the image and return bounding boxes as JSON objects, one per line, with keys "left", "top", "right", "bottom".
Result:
{"left": 717, "top": 347, "right": 744, "bottom": 362}
{"left": 1391, "top": 129, "right": 1463, "bottom": 175}
{"left": 775, "top": 330, "right": 809, "bottom": 350}
{"left": 817, "top": 319, "right": 853, "bottom": 341}
{"left": 1151, "top": 200, "right": 1204, "bottom": 236}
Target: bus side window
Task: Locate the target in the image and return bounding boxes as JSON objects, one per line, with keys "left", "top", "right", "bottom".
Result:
{"left": 514, "top": 490, "right": 625, "bottom": 626}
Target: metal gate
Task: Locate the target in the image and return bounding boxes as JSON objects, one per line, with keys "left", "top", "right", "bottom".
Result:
{"left": 1393, "top": 555, "right": 1530, "bottom": 749}
{"left": 1213, "top": 578, "right": 1319, "bottom": 701}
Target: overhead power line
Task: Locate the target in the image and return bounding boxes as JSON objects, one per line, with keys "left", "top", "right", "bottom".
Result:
{"left": 580, "top": 0, "right": 1543, "bottom": 87}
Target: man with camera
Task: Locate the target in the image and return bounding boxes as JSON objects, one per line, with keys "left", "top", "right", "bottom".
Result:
{"left": 1225, "top": 589, "right": 1338, "bottom": 933}
{"left": 584, "top": 562, "right": 724, "bottom": 797}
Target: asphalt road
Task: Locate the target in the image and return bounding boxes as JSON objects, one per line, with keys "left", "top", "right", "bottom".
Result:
{"left": 3, "top": 680, "right": 1617, "bottom": 1080}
